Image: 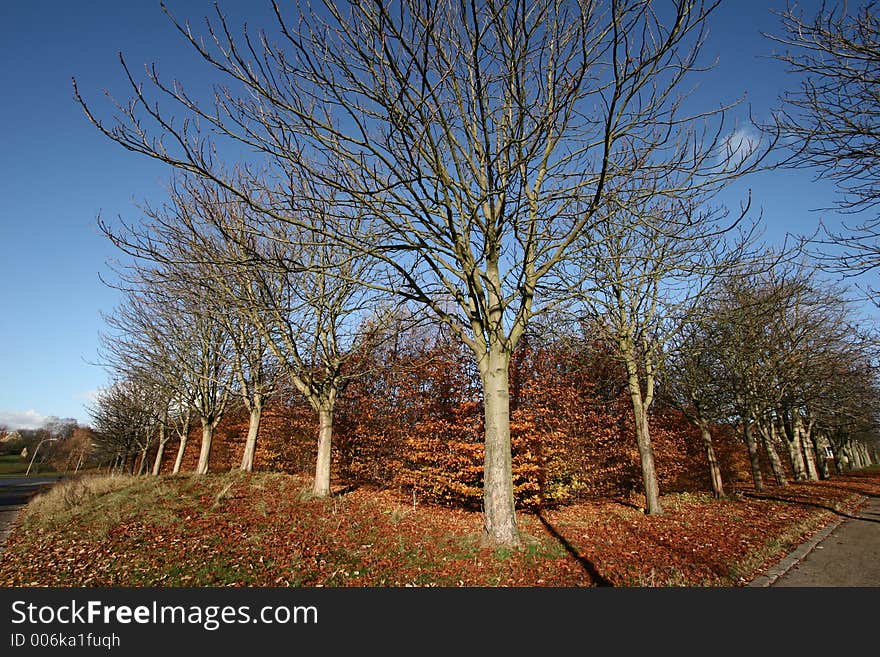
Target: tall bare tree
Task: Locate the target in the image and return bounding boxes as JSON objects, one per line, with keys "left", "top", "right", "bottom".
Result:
{"left": 101, "top": 277, "right": 233, "bottom": 475}
{"left": 573, "top": 181, "right": 756, "bottom": 512}
{"left": 76, "top": 0, "right": 772, "bottom": 544}
{"left": 664, "top": 319, "right": 731, "bottom": 498}
{"left": 112, "top": 171, "right": 386, "bottom": 495}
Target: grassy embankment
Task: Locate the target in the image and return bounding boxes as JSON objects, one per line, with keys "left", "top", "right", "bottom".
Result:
{"left": 1, "top": 468, "right": 876, "bottom": 587}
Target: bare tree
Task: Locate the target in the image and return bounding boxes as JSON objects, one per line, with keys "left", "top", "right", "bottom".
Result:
{"left": 75, "top": 0, "right": 772, "bottom": 544}
{"left": 664, "top": 319, "right": 732, "bottom": 498}
{"left": 101, "top": 278, "right": 233, "bottom": 475}
{"left": 89, "top": 379, "right": 162, "bottom": 475}
{"left": 692, "top": 259, "right": 877, "bottom": 489}
{"left": 573, "top": 182, "right": 756, "bottom": 512}
{"left": 767, "top": 2, "right": 880, "bottom": 291}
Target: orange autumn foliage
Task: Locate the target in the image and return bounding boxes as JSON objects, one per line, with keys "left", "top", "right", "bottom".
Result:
{"left": 160, "top": 330, "right": 749, "bottom": 508}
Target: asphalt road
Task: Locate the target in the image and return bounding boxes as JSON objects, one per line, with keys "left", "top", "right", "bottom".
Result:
{"left": 755, "top": 495, "right": 880, "bottom": 587}
{"left": 0, "top": 476, "right": 62, "bottom": 552}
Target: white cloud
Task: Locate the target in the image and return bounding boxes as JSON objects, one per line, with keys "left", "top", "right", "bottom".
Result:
{"left": 721, "top": 127, "right": 761, "bottom": 168}
{"left": 0, "top": 409, "right": 49, "bottom": 431}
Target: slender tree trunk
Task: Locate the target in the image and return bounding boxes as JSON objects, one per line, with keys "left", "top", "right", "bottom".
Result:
{"left": 151, "top": 440, "right": 166, "bottom": 476}
{"left": 195, "top": 421, "right": 214, "bottom": 475}
{"left": 786, "top": 437, "right": 807, "bottom": 480}
{"left": 137, "top": 445, "right": 149, "bottom": 476}
{"left": 479, "top": 346, "right": 520, "bottom": 546}
{"left": 782, "top": 417, "right": 807, "bottom": 481}
{"left": 813, "top": 432, "right": 831, "bottom": 479}
{"left": 699, "top": 423, "right": 725, "bottom": 498}
{"left": 240, "top": 403, "right": 263, "bottom": 473}
{"left": 801, "top": 435, "right": 819, "bottom": 479}
{"left": 172, "top": 434, "right": 187, "bottom": 475}
{"left": 152, "top": 424, "right": 167, "bottom": 476}
{"left": 761, "top": 421, "right": 788, "bottom": 486}
{"left": 743, "top": 418, "right": 764, "bottom": 492}
{"left": 797, "top": 416, "right": 819, "bottom": 480}
{"left": 854, "top": 443, "right": 867, "bottom": 469}
{"left": 618, "top": 342, "right": 662, "bottom": 514}
{"left": 313, "top": 404, "right": 334, "bottom": 498}
{"left": 172, "top": 415, "right": 191, "bottom": 475}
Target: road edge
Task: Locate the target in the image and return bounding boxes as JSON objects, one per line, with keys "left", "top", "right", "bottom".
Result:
{"left": 747, "top": 494, "right": 868, "bottom": 587}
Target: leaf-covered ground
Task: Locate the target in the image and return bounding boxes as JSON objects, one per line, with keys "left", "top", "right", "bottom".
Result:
{"left": 1, "top": 468, "right": 877, "bottom": 587}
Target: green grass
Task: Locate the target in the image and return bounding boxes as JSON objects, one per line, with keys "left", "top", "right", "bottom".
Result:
{"left": 0, "top": 453, "right": 61, "bottom": 476}
{"left": 0, "top": 453, "right": 31, "bottom": 475}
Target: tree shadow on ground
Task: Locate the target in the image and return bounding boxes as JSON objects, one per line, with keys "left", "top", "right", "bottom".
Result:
{"left": 743, "top": 491, "right": 880, "bottom": 523}
{"left": 535, "top": 510, "right": 614, "bottom": 586}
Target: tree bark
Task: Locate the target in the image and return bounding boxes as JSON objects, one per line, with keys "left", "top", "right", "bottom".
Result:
{"left": 195, "top": 421, "right": 214, "bottom": 475}
{"left": 813, "top": 432, "right": 831, "bottom": 479}
{"left": 240, "top": 403, "right": 263, "bottom": 472}
{"left": 743, "top": 418, "right": 765, "bottom": 492}
{"left": 172, "top": 434, "right": 187, "bottom": 475}
{"left": 479, "top": 347, "right": 520, "bottom": 546}
{"left": 136, "top": 446, "right": 149, "bottom": 475}
{"left": 699, "top": 423, "right": 725, "bottom": 498}
{"left": 152, "top": 424, "right": 167, "bottom": 476}
{"left": 797, "top": 415, "right": 819, "bottom": 480}
{"left": 151, "top": 440, "right": 166, "bottom": 476}
{"left": 624, "top": 367, "right": 663, "bottom": 514}
{"left": 760, "top": 421, "right": 788, "bottom": 486}
{"left": 312, "top": 405, "right": 334, "bottom": 498}
{"left": 782, "top": 416, "right": 807, "bottom": 481}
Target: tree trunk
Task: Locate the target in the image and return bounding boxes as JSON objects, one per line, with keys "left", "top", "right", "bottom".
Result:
{"left": 195, "top": 421, "right": 214, "bottom": 475}
{"left": 312, "top": 404, "right": 333, "bottom": 498}
{"left": 151, "top": 440, "right": 166, "bottom": 476}
{"left": 136, "top": 445, "right": 149, "bottom": 476}
{"left": 797, "top": 416, "right": 819, "bottom": 480}
{"left": 172, "top": 434, "right": 188, "bottom": 475}
{"left": 479, "top": 347, "right": 520, "bottom": 546}
{"left": 152, "top": 424, "right": 167, "bottom": 476}
{"left": 854, "top": 442, "right": 867, "bottom": 469}
{"left": 782, "top": 417, "right": 807, "bottom": 481}
{"left": 240, "top": 403, "right": 263, "bottom": 472}
{"left": 743, "top": 418, "right": 764, "bottom": 492}
{"left": 811, "top": 431, "right": 828, "bottom": 479}
{"left": 626, "top": 373, "right": 662, "bottom": 514}
{"left": 699, "top": 423, "right": 725, "bottom": 498}
{"left": 761, "top": 422, "right": 788, "bottom": 486}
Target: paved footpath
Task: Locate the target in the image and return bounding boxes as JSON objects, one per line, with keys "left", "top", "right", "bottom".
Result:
{"left": 749, "top": 494, "right": 880, "bottom": 587}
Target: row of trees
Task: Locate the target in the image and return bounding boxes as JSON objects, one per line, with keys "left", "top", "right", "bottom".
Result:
{"left": 79, "top": 0, "right": 880, "bottom": 546}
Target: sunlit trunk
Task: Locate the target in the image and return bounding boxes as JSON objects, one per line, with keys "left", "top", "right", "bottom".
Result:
{"left": 195, "top": 421, "right": 214, "bottom": 475}
{"left": 814, "top": 432, "right": 831, "bottom": 479}
{"left": 312, "top": 404, "right": 333, "bottom": 497}
{"left": 796, "top": 415, "right": 819, "bottom": 480}
{"left": 479, "top": 346, "right": 520, "bottom": 546}
{"left": 172, "top": 416, "right": 190, "bottom": 475}
{"left": 136, "top": 445, "right": 149, "bottom": 476}
{"left": 782, "top": 415, "right": 807, "bottom": 481}
{"left": 240, "top": 403, "right": 263, "bottom": 472}
{"left": 151, "top": 424, "right": 167, "bottom": 476}
{"left": 760, "top": 421, "right": 788, "bottom": 486}
{"left": 172, "top": 435, "right": 187, "bottom": 475}
{"left": 624, "top": 361, "right": 662, "bottom": 514}
{"left": 151, "top": 440, "right": 166, "bottom": 476}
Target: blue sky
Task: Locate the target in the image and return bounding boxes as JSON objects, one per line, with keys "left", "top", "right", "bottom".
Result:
{"left": 0, "top": 1, "right": 875, "bottom": 429}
